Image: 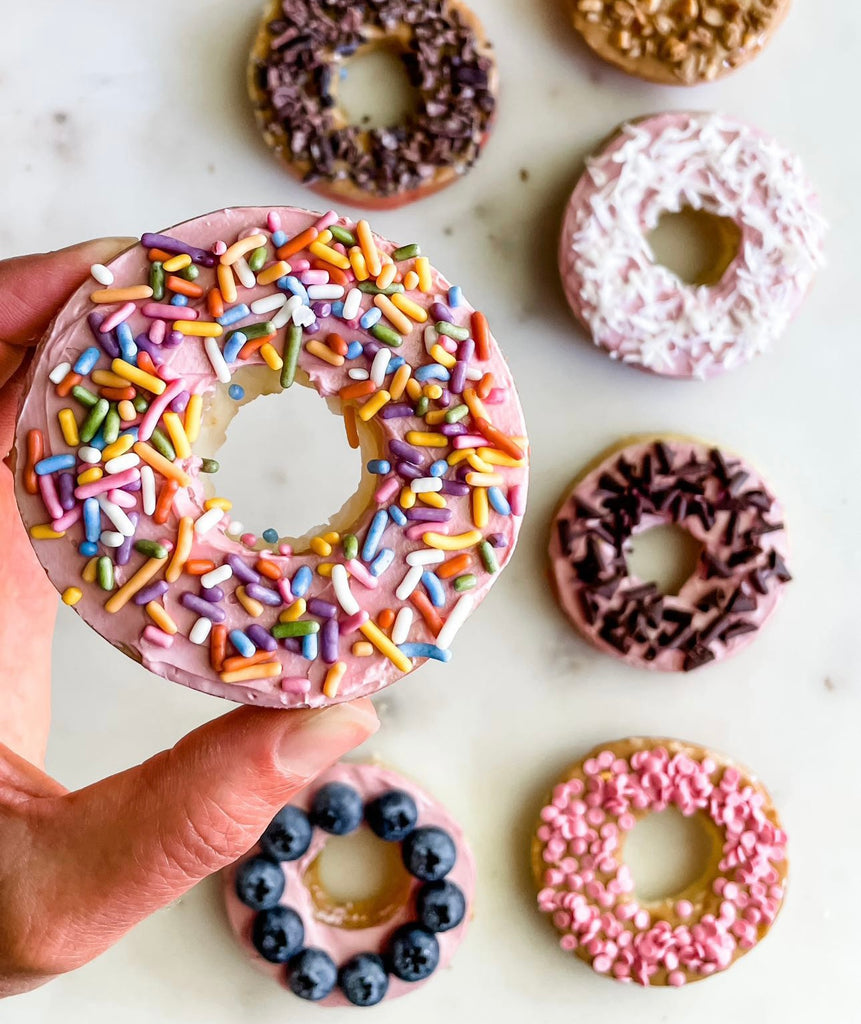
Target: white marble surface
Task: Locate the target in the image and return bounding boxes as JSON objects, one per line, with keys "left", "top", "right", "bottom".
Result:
{"left": 2, "top": 1, "right": 859, "bottom": 1020}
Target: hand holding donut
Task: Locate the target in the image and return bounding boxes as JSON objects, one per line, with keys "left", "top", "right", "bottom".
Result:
{"left": 0, "top": 243, "right": 377, "bottom": 997}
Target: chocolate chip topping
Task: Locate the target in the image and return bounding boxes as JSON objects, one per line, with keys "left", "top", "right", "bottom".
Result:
{"left": 557, "top": 442, "right": 791, "bottom": 671}
{"left": 253, "top": 0, "right": 496, "bottom": 198}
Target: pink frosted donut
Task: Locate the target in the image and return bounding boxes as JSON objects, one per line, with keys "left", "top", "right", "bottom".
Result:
{"left": 533, "top": 737, "right": 789, "bottom": 987}
{"left": 224, "top": 763, "right": 474, "bottom": 1006}
{"left": 549, "top": 436, "right": 790, "bottom": 672}
{"left": 559, "top": 112, "right": 826, "bottom": 379}
{"left": 14, "top": 206, "right": 528, "bottom": 708}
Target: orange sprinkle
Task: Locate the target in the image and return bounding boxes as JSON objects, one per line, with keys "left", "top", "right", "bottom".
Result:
{"left": 210, "top": 624, "right": 227, "bottom": 673}
{"left": 349, "top": 247, "right": 369, "bottom": 281}
{"left": 352, "top": 641, "right": 374, "bottom": 657}
{"left": 185, "top": 559, "right": 216, "bottom": 576}
{"left": 310, "top": 259, "right": 349, "bottom": 288}
{"left": 166, "top": 516, "right": 193, "bottom": 583}
{"left": 410, "top": 591, "right": 444, "bottom": 637}
{"left": 99, "top": 386, "right": 136, "bottom": 402}
{"left": 471, "top": 311, "right": 490, "bottom": 361}
{"left": 357, "top": 220, "right": 382, "bottom": 277}
{"left": 256, "top": 558, "right": 283, "bottom": 581}
{"left": 148, "top": 247, "right": 173, "bottom": 262}
{"left": 306, "top": 339, "right": 344, "bottom": 367}
{"left": 474, "top": 418, "right": 525, "bottom": 461}
{"left": 207, "top": 287, "right": 224, "bottom": 319}
{"left": 56, "top": 370, "right": 82, "bottom": 398}
{"left": 327, "top": 332, "right": 349, "bottom": 356}
{"left": 146, "top": 601, "right": 178, "bottom": 635}
{"left": 437, "top": 553, "right": 472, "bottom": 580}
{"left": 24, "top": 429, "right": 43, "bottom": 495}
{"left": 378, "top": 608, "right": 396, "bottom": 631}
{"left": 153, "top": 478, "right": 179, "bottom": 525}
{"left": 343, "top": 404, "right": 360, "bottom": 450}
{"left": 257, "top": 260, "right": 291, "bottom": 286}
{"left": 136, "top": 350, "right": 159, "bottom": 377}
{"left": 217, "top": 263, "right": 237, "bottom": 304}
{"left": 476, "top": 372, "right": 495, "bottom": 400}
{"left": 90, "top": 285, "right": 153, "bottom": 304}
{"left": 134, "top": 442, "right": 191, "bottom": 486}
{"left": 339, "top": 379, "right": 376, "bottom": 401}
{"left": 238, "top": 336, "right": 272, "bottom": 360}
{"left": 166, "top": 274, "right": 204, "bottom": 299}
{"left": 222, "top": 650, "right": 280, "bottom": 674}
{"left": 277, "top": 227, "right": 318, "bottom": 260}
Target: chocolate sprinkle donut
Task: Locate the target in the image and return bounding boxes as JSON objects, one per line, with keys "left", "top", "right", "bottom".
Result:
{"left": 549, "top": 437, "right": 791, "bottom": 672}
{"left": 249, "top": 0, "right": 497, "bottom": 206}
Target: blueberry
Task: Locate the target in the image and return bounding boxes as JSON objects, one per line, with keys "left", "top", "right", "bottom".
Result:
{"left": 387, "top": 924, "right": 440, "bottom": 982}
{"left": 234, "top": 856, "right": 285, "bottom": 911}
{"left": 259, "top": 805, "right": 313, "bottom": 862}
{"left": 365, "top": 789, "right": 418, "bottom": 842}
{"left": 402, "top": 827, "right": 457, "bottom": 881}
{"left": 287, "top": 948, "right": 338, "bottom": 1001}
{"left": 338, "top": 953, "right": 389, "bottom": 1007}
{"left": 417, "top": 880, "right": 466, "bottom": 933}
{"left": 252, "top": 906, "right": 304, "bottom": 963}
{"left": 309, "top": 782, "right": 363, "bottom": 835}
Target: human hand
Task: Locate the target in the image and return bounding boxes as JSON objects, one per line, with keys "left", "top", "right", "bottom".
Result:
{"left": 0, "top": 240, "right": 379, "bottom": 997}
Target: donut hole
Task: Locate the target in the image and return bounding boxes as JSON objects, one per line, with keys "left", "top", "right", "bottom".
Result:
{"left": 195, "top": 366, "right": 379, "bottom": 551}
{"left": 304, "top": 828, "right": 413, "bottom": 930}
{"left": 334, "top": 41, "right": 419, "bottom": 130}
{"left": 623, "top": 809, "right": 718, "bottom": 904}
{"left": 626, "top": 523, "right": 703, "bottom": 597}
{"left": 647, "top": 208, "right": 741, "bottom": 286}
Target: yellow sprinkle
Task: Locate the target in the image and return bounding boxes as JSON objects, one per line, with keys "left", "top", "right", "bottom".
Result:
{"left": 92, "top": 369, "right": 131, "bottom": 388}
{"left": 172, "top": 320, "right": 222, "bottom": 338}
{"left": 430, "top": 344, "right": 457, "bottom": 369}
{"left": 309, "top": 241, "right": 351, "bottom": 270}
{"left": 236, "top": 586, "right": 264, "bottom": 618}
{"left": 359, "top": 621, "right": 411, "bottom": 673}
{"left": 423, "top": 384, "right": 443, "bottom": 401}
{"left": 306, "top": 338, "right": 345, "bottom": 367}
{"left": 146, "top": 601, "right": 178, "bottom": 635}
{"left": 389, "top": 363, "right": 411, "bottom": 401}
{"left": 165, "top": 516, "right": 193, "bottom": 583}
{"left": 405, "top": 378, "right": 423, "bottom": 401}
{"left": 447, "top": 448, "right": 475, "bottom": 467}
{"left": 317, "top": 229, "right": 333, "bottom": 245}
{"left": 62, "top": 586, "right": 83, "bottom": 606}
{"left": 133, "top": 442, "right": 191, "bottom": 486}
{"left": 391, "top": 292, "right": 428, "bottom": 323}
{"left": 352, "top": 641, "right": 374, "bottom": 657}
{"left": 280, "top": 599, "right": 307, "bottom": 623}
{"left": 423, "top": 529, "right": 483, "bottom": 551}
{"left": 77, "top": 467, "right": 103, "bottom": 486}
{"left": 184, "top": 393, "right": 203, "bottom": 444}
{"left": 204, "top": 497, "right": 232, "bottom": 511}
{"left": 256, "top": 260, "right": 291, "bottom": 286}
{"left": 260, "top": 342, "right": 283, "bottom": 371}
{"left": 90, "top": 285, "right": 153, "bottom": 304}
{"left": 323, "top": 661, "right": 347, "bottom": 699}
{"left": 424, "top": 409, "right": 448, "bottom": 426}
{"left": 162, "top": 411, "right": 191, "bottom": 459}
{"left": 310, "top": 536, "right": 333, "bottom": 557}
{"left": 220, "top": 663, "right": 282, "bottom": 684}
{"left": 162, "top": 253, "right": 192, "bottom": 273}
{"left": 467, "top": 452, "right": 496, "bottom": 473}
{"left": 403, "top": 270, "right": 420, "bottom": 291}
{"left": 217, "top": 263, "right": 237, "bottom": 304}
{"left": 375, "top": 263, "right": 396, "bottom": 289}
{"left": 322, "top": 531, "right": 340, "bottom": 545}
{"left": 374, "top": 294, "right": 412, "bottom": 336}
{"left": 102, "top": 438, "right": 134, "bottom": 465}
{"left": 477, "top": 447, "right": 526, "bottom": 468}
{"left": 463, "top": 387, "right": 489, "bottom": 421}
{"left": 358, "top": 389, "right": 391, "bottom": 422}
{"left": 418, "top": 491, "right": 446, "bottom": 509}
{"left": 118, "top": 399, "right": 136, "bottom": 422}
{"left": 111, "top": 358, "right": 167, "bottom": 395}
{"left": 406, "top": 431, "right": 448, "bottom": 447}
{"left": 349, "top": 247, "right": 369, "bottom": 281}
{"left": 357, "top": 220, "right": 382, "bottom": 277}
{"left": 58, "top": 408, "right": 79, "bottom": 446}
{"left": 466, "top": 472, "right": 505, "bottom": 487}
{"left": 105, "top": 556, "right": 167, "bottom": 613}
{"left": 221, "top": 233, "right": 267, "bottom": 266}
{"left": 81, "top": 557, "right": 99, "bottom": 584}
{"left": 400, "top": 486, "right": 417, "bottom": 510}
{"left": 472, "top": 487, "right": 489, "bottom": 529}
{"left": 317, "top": 563, "right": 334, "bottom": 578}
{"left": 415, "top": 257, "right": 432, "bottom": 293}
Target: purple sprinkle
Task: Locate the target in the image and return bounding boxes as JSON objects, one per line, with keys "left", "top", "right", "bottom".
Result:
{"left": 321, "top": 618, "right": 339, "bottom": 664}
{"left": 247, "top": 624, "right": 278, "bottom": 652}
{"left": 227, "top": 555, "right": 260, "bottom": 585}
{"left": 379, "top": 403, "right": 414, "bottom": 420}
{"left": 140, "top": 232, "right": 217, "bottom": 267}
{"left": 282, "top": 637, "right": 302, "bottom": 653}
{"left": 397, "top": 461, "right": 423, "bottom": 480}
{"left": 134, "top": 579, "right": 169, "bottom": 606}
{"left": 181, "top": 592, "right": 226, "bottom": 622}
{"left": 487, "top": 533, "right": 508, "bottom": 548}
{"left": 363, "top": 341, "right": 382, "bottom": 358}
{"left": 88, "top": 312, "right": 120, "bottom": 358}
{"left": 164, "top": 330, "right": 184, "bottom": 348}
{"left": 307, "top": 598, "right": 337, "bottom": 619}
{"left": 459, "top": 337, "right": 475, "bottom": 363}
{"left": 440, "top": 479, "right": 470, "bottom": 497}
{"left": 58, "top": 472, "right": 76, "bottom": 511}
{"left": 440, "top": 423, "right": 468, "bottom": 437}
{"left": 312, "top": 301, "right": 332, "bottom": 318}
{"left": 135, "top": 333, "right": 164, "bottom": 365}
{"left": 437, "top": 388, "right": 452, "bottom": 407}
{"left": 389, "top": 439, "right": 423, "bottom": 464}
{"left": 306, "top": 318, "right": 319, "bottom": 333}
{"left": 430, "top": 302, "right": 454, "bottom": 323}
{"left": 170, "top": 390, "right": 190, "bottom": 414}
{"left": 115, "top": 513, "right": 139, "bottom": 566}
{"left": 449, "top": 362, "right": 467, "bottom": 394}
{"left": 245, "top": 583, "right": 282, "bottom": 607}
{"left": 455, "top": 464, "right": 471, "bottom": 482}
{"left": 405, "top": 507, "right": 452, "bottom": 522}
{"left": 199, "top": 585, "right": 225, "bottom": 603}
{"left": 124, "top": 478, "right": 142, "bottom": 493}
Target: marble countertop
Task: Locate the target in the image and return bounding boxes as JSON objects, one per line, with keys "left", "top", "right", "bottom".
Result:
{"left": 3, "top": 1, "right": 858, "bottom": 1020}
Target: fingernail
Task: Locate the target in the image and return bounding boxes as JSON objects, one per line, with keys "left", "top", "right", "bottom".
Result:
{"left": 277, "top": 698, "right": 379, "bottom": 779}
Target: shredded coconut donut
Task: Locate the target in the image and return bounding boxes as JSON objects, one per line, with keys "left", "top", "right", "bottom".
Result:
{"left": 559, "top": 112, "right": 826, "bottom": 379}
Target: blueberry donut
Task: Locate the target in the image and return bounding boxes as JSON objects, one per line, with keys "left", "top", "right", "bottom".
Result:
{"left": 248, "top": 0, "right": 497, "bottom": 209}
{"left": 14, "top": 206, "right": 528, "bottom": 708}
{"left": 533, "top": 737, "right": 789, "bottom": 986}
{"left": 549, "top": 435, "right": 790, "bottom": 672}
{"left": 559, "top": 112, "right": 826, "bottom": 379}
{"left": 225, "top": 763, "right": 474, "bottom": 1006}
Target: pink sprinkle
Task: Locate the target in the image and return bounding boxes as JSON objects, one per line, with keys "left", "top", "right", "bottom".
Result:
{"left": 452, "top": 434, "right": 486, "bottom": 449}
{"left": 667, "top": 970, "right": 687, "bottom": 987}
{"left": 278, "top": 542, "right": 293, "bottom": 556}
{"left": 314, "top": 210, "right": 338, "bottom": 231}
{"left": 291, "top": 259, "right": 311, "bottom": 273}
{"left": 52, "top": 504, "right": 83, "bottom": 532}
{"left": 267, "top": 211, "right": 282, "bottom": 232}
{"left": 212, "top": 240, "right": 227, "bottom": 256}
{"left": 100, "top": 302, "right": 136, "bottom": 332}
{"left": 38, "top": 473, "right": 63, "bottom": 520}
{"left": 276, "top": 578, "right": 294, "bottom": 605}
{"left": 108, "top": 488, "right": 137, "bottom": 508}
{"left": 345, "top": 559, "right": 377, "bottom": 590}
{"left": 339, "top": 610, "right": 369, "bottom": 634}
{"left": 149, "top": 318, "right": 167, "bottom": 344}
{"left": 142, "top": 302, "right": 198, "bottom": 322}
{"left": 375, "top": 477, "right": 400, "bottom": 504}
{"left": 675, "top": 900, "right": 693, "bottom": 919}
{"left": 137, "top": 377, "right": 186, "bottom": 442}
{"left": 408, "top": 522, "right": 449, "bottom": 540}
{"left": 486, "top": 388, "right": 507, "bottom": 404}
{"left": 142, "top": 625, "right": 173, "bottom": 649}
{"left": 281, "top": 676, "right": 312, "bottom": 694}
{"left": 438, "top": 337, "right": 458, "bottom": 354}
{"left": 241, "top": 533, "right": 257, "bottom": 546}
{"left": 301, "top": 270, "right": 329, "bottom": 285}
{"left": 75, "top": 468, "right": 140, "bottom": 499}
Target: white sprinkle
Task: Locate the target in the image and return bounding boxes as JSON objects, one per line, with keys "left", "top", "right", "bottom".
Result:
{"left": 204, "top": 336, "right": 231, "bottom": 384}
{"left": 272, "top": 294, "right": 301, "bottom": 329}
{"left": 226, "top": 520, "right": 244, "bottom": 537}
{"left": 97, "top": 494, "right": 135, "bottom": 536}
{"left": 411, "top": 477, "right": 442, "bottom": 494}
{"left": 292, "top": 304, "right": 316, "bottom": 328}
{"left": 78, "top": 446, "right": 102, "bottom": 465}
{"left": 189, "top": 616, "right": 213, "bottom": 645}
{"left": 250, "top": 293, "right": 287, "bottom": 315}
{"left": 105, "top": 453, "right": 141, "bottom": 475}
{"left": 141, "top": 465, "right": 156, "bottom": 516}
{"left": 90, "top": 263, "right": 114, "bottom": 286}
{"left": 395, "top": 565, "right": 423, "bottom": 601}
{"left": 194, "top": 507, "right": 224, "bottom": 536}
{"left": 307, "top": 284, "right": 344, "bottom": 301}
{"left": 342, "top": 287, "right": 362, "bottom": 321}
{"left": 201, "top": 564, "right": 233, "bottom": 589}
{"left": 391, "top": 607, "right": 414, "bottom": 645}
{"left": 348, "top": 368, "right": 370, "bottom": 381}
{"left": 465, "top": 367, "right": 483, "bottom": 381}
{"left": 332, "top": 563, "right": 360, "bottom": 615}
{"left": 49, "top": 361, "right": 72, "bottom": 384}
{"left": 370, "top": 348, "right": 391, "bottom": 386}
{"left": 100, "top": 530, "right": 125, "bottom": 548}
{"left": 233, "top": 255, "right": 256, "bottom": 289}
{"left": 435, "top": 594, "right": 475, "bottom": 651}
{"left": 405, "top": 548, "right": 446, "bottom": 567}
{"left": 424, "top": 324, "right": 439, "bottom": 354}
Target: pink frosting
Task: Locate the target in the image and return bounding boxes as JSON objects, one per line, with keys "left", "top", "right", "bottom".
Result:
{"left": 15, "top": 206, "right": 528, "bottom": 708}
{"left": 559, "top": 112, "right": 826, "bottom": 379}
{"left": 223, "top": 762, "right": 475, "bottom": 1006}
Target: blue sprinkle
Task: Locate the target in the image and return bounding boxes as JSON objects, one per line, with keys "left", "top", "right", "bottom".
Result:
{"left": 387, "top": 356, "right": 405, "bottom": 374}
{"left": 272, "top": 230, "right": 287, "bottom": 247}
{"left": 229, "top": 629, "right": 256, "bottom": 658}
{"left": 89, "top": 429, "right": 108, "bottom": 451}
{"left": 73, "top": 346, "right": 101, "bottom": 375}
{"left": 360, "top": 308, "right": 382, "bottom": 330}
{"left": 367, "top": 459, "right": 391, "bottom": 475}
{"left": 116, "top": 323, "right": 137, "bottom": 363}
{"left": 488, "top": 486, "right": 512, "bottom": 516}
{"left": 282, "top": 276, "right": 309, "bottom": 304}
{"left": 292, "top": 565, "right": 313, "bottom": 597}
{"left": 415, "top": 364, "right": 450, "bottom": 382}
{"left": 83, "top": 497, "right": 101, "bottom": 542}
{"left": 217, "top": 303, "right": 251, "bottom": 327}
{"left": 223, "top": 331, "right": 247, "bottom": 364}
{"left": 331, "top": 301, "right": 345, "bottom": 318}
{"left": 262, "top": 528, "right": 279, "bottom": 544}
{"left": 228, "top": 384, "right": 245, "bottom": 401}
{"left": 35, "top": 454, "right": 77, "bottom": 475}
{"left": 429, "top": 460, "right": 448, "bottom": 478}
{"left": 398, "top": 643, "right": 452, "bottom": 663}
{"left": 346, "top": 341, "right": 363, "bottom": 360}
{"left": 170, "top": 293, "right": 189, "bottom": 307}
{"left": 449, "top": 285, "right": 463, "bottom": 308}
{"left": 122, "top": 426, "right": 140, "bottom": 442}
{"left": 79, "top": 541, "right": 99, "bottom": 557}
{"left": 421, "top": 571, "right": 445, "bottom": 607}
{"left": 388, "top": 506, "right": 407, "bottom": 527}
{"left": 370, "top": 548, "right": 395, "bottom": 577}
{"left": 302, "top": 632, "right": 318, "bottom": 660}
{"left": 362, "top": 509, "right": 388, "bottom": 562}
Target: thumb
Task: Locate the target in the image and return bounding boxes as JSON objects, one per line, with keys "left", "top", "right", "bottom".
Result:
{"left": 38, "top": 699, "right": 378, "bottom": 967}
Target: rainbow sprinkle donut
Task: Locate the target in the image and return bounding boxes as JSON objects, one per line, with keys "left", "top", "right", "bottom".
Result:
{"left": 559, "top": 112, "right": 826, "bottom": 379}
{"left": 14, "top": 206, "right": 528, "bottom": 708}
{"left": 533, "top": 737, "right": 788, "bottom": 987}
{"left": 225, "top": 762, "right": 474, "bottom": 1006}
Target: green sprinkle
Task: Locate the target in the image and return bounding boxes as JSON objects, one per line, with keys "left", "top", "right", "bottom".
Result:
{"left": 133, "top": 394, "right": 149, "bottom": 414}
{"left": 232, "top": 320, "right": 275, "bottom": 342}
{"left": 436, "top": 321, "right": 469, "bottom": 341}
{"left": 97, "top": 556, "right": 115, "bottom": 591}
{"left": 71, "top": 385, "right": 98, "bottom": 408}
{"left": 150, "top": 428, "right": 176, "bottom": 461}
{"left": 180, "top": 264, "right": 199, "bottom": 281}
{"left": 392, "top": 243, "right": 421, "bottom": 262}
{"left": 329, "top": 225, "right": 356, "bottom": 246}
{"left": 281, "top": 324, "right": 302, "bottom": 388}
{"left": 79, "top": 399, "right": 110, "bottom": 443}
{"left": 272, "top": 620, "right": 320, "bottom": 639}
{"left": 200, "top": 458, "right": 220, "bottom": 473}
{"left": 415, "top": 396, "right": 430, "bottom": 417}
{"left": 103, "top": 406, "right": 121, "bottom": 445}
{"left": 453, "top": 573, "right": 477, "bottom": 592}
{"left": 445, "top": 404, "right": 470, "bottom": 424}
{"left": 370, "top": 323, "right": 403, "bottom": 348}
{"left": 342, "top": 534, "right": 359, "bottom": 560}
{"left": 248, "top": 245, "right": 268, "bottom": 273}
{"left": 149, "top": 261, "right": 165, "bottom": 301}
{"left": 134, "top": 539, "right": 168, "bottom": 559}
{"left": 358, "top": 281, "right": 405, "bottom": 296}
{"left": 479, "top": 540, "right": 498, "bottom": 574}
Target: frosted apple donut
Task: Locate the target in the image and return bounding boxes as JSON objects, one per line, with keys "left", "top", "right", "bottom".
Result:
{"left": 249, "top": 0, "right": 497, "bottom": 209}
{"left": 225, "top": 763, "right": 474, "bottom": 1006}
{"left": 549, "top": 436, "right": 790, "bottom": 672}
{"left": 559, "top": 112, "right": 826, "bottom": 379}
{"left": 14, "top": 206, "right": 528, "bottom": 708}
{"left": 533, "top": 737, "right": 789, "bottom": 987}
